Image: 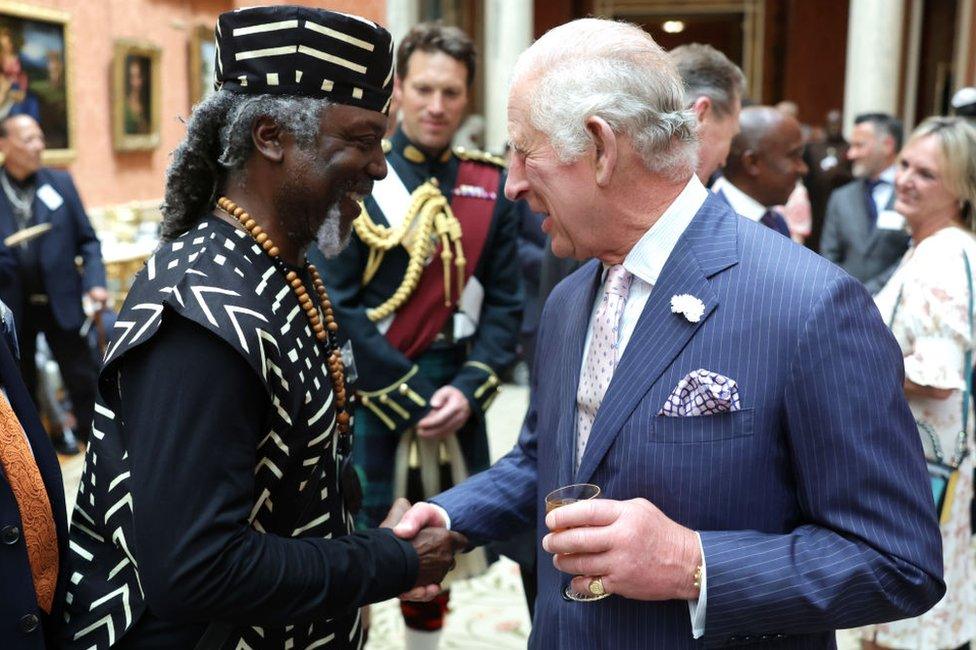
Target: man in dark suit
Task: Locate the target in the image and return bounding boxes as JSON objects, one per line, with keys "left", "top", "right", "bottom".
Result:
{"left": 0, "top": 298, "right": 69, "bottom": 649}
{"left": 820, "top": 113, "right": 909, "bottom": 294}
{"left": 711, "top": 106, "right": 807, "bottom": 238}
{"left": 396, "top": 18, "right": 944, "bottom": 648}
{"left": 804, "top": 109, "right": 852, "bottom": 251}
{"left": 0, "top": 114, "right": 107, "bottom": 454}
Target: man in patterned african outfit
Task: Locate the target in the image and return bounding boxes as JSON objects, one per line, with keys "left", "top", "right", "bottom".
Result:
{"left": 61, "top": 7, "right": 464, "bottom": 649}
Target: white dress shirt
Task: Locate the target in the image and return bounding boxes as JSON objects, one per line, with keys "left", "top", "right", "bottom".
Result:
{"left": 710, "top": 175, "right": 765, "bottom": 222}
{"left": 871, "top": 165, "right": 897, "bottom": 216}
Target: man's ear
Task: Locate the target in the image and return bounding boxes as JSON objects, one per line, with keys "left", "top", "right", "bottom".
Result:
{"left": 692, "top": 96, "right": 712, "bottom": 125}
{"left": 252, "top": 116, "right": 285, "bottom": 163}
{"left": 585, "top": 115, "right": 617, "bottom": 187}
{"left": 742, "top": 149, "right": 762, "bottom": 177}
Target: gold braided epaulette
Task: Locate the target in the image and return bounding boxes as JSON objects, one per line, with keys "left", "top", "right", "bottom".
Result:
{"left": 453, "top": 146, "right": 507, "bottom": 169}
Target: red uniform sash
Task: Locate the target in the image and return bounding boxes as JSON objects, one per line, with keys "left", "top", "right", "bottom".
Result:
{"left": 384, "top": 160, "right": 501, "bottom": 358}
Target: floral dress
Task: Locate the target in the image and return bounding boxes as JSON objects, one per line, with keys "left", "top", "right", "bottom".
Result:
{"left": 864, "top": 226, "right": 976, "bottom": 649}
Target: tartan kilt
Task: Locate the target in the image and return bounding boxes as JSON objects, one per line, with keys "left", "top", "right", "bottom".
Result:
{"left": 352, "top": 345, "right": 491, "bottom": 528}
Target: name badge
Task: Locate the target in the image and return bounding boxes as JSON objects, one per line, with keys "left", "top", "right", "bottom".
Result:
{"left": 36, "top": 184, "right": 63, "bottom": 212}
{"left": 876, "top": 210, "right": 905, "bottom": 231}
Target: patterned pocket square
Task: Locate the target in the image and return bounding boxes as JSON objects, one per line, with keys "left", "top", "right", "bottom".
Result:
{"left": 658, "top": 369, "right": 741, "bottom": 417}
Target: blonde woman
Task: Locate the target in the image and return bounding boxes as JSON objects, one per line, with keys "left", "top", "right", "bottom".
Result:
{"left": 867, "top": 116, "right": 976, "bottom": 649}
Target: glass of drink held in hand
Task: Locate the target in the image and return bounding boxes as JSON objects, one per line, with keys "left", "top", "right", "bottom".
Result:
{"left": 544, "top": 483, "right": 610, "bottom": 602}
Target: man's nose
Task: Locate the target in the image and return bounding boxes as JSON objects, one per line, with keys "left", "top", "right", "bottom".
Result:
{"left": 368, "top": 153, "right": 388, "bottom": 181}
{"left": 428, "top": 92, "right": 445, "bottom": 114}
{"left": 504, "top": 158, "right": 528, "bottom": 201}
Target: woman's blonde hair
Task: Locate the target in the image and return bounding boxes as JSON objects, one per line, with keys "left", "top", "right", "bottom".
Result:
{"left": 906, "top": 116, "right": 976, "bottom": 224}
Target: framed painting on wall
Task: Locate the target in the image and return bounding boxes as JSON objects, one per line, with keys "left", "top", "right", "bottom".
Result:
{"left": 188, "top": 24, "right": 215, "bottom": 107}
{"left": 0, "top": 1, "right": 73, "bottom": 164}
{"left": 113, "top": 39, "right": 161, "bottom": 152}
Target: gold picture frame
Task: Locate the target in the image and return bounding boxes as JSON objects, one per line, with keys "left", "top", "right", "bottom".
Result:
{"left": 188, "top": 24, "right": 216, "bottom": 108}
{"left": 0, "top": 1, "right": 74, "bottom": 165}
{"left": 112, "top": 39, "right": 161, "bottom": 152}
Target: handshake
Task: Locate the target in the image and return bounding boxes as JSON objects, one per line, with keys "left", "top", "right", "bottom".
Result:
{"left": 380, "top": 498, "right": 466, "bottom": 601}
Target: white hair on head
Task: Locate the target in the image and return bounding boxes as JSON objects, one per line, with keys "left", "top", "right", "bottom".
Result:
{"left": 512, "top": 18, "right": 698, "bottom": 181}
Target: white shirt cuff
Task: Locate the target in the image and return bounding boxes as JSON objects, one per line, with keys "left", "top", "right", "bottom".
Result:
{"left": 428, "top": 503, "right": 451, "bottom": 530}
{"left": 687, "top": 532, "right": 707, "bottom": 639}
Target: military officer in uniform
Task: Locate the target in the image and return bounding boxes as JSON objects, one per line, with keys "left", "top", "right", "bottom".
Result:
{"left": 311, "top": 22, "right": 524, "bottom": 650}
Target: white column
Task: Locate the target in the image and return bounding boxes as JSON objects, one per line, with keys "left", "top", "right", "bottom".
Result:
{"left": 483, "top": 0, "right": 533, "bottom": 154}
{"left": 384, "top": 0, "right": 420, "bottom": 52}
{"left": 842, "top": 0, "right": 906, "bottom": 135}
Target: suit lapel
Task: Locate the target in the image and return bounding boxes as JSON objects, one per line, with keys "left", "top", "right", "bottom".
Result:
{"left": 575, "top": 196, "right": 737, "bottom": 484}
{"left": 557, "top": 260, "right": 601, "bottom": 487}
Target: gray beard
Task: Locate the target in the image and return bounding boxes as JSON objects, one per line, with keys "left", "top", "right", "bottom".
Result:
{"left": 316, "top": 203, "right": 351, "bottom": 258}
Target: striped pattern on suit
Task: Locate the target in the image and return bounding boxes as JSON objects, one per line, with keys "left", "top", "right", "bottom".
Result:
{"left": 434, "top": 195, "right": 944, "bottom": 648}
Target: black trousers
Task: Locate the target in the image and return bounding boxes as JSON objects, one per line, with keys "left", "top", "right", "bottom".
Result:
{"left": 17, "top": 302, "right": 97, "bottom": 442}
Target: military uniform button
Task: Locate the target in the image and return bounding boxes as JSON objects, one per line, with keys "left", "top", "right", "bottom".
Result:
{"left": 1, "top": 525, "right": 20, "bottom": 544}
{"left": 20, "top": 614, "right": 39, "bottom": 633}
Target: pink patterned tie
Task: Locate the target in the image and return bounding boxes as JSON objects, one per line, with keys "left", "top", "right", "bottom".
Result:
{"left": 576, "top": 265, "right": 633, "bottom": 469}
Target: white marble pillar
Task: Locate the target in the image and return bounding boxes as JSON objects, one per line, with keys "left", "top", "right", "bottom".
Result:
{"left": 384, "top": 0, "right": 420, "bottom": 53}
{"left": 842, "top": 0, "right": 906, "bottom": 134}
{"left": 483, "top": 0, "right": 533, "bottom": 153}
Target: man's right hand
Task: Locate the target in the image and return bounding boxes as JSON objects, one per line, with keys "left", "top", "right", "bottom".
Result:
{"left": 409, "top": 526, "right": 467, "bottom": 589}
{"left": 393, "top": 502, "right": 459, "bottom": 601}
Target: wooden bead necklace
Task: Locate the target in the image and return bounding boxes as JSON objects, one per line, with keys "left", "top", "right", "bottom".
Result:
{"left": 216, "top": 197, "right": 351, "bottom": 443}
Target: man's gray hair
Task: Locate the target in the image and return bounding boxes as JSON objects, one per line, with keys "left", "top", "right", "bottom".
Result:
{"left": 512, "top": 18, "right": 698, "bottom": 180}
{"left": 160, "top": 91, "right": 331, "bottom": 241}
{"left": 669, "top": 43, "right": 746, "bottom": 118}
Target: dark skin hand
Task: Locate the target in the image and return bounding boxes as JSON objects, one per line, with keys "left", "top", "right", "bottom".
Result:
{"left": 381, "top": 498, "right": 466, "bottom": 590}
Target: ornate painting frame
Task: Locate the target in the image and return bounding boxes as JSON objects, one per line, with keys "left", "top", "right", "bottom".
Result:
{"left": 112, "top": 39, "right": 161, "bottom": 152}
{"left": 188, "top": 24, "right": 215, "bottom": 108}
{"left": 0, "top": 1, "right": 74, "bottom": 165}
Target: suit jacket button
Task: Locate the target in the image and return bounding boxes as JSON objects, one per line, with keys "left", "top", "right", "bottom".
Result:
{"left": 20, "top": 614, "right": 39, "bottom": 633}
{"left": 1, "top": 525, "right": 20, "bottom": 544}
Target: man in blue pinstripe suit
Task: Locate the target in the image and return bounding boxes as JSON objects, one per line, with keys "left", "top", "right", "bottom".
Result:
{"left": 395, "top": 18, "right": 944, "bottom": 648}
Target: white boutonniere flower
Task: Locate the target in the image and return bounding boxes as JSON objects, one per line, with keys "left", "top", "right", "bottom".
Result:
{"left": 670, "top": 294, "right": 705, "bottom": 323}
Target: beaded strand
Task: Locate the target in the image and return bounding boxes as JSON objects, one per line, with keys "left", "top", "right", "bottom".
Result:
{"left": 216, "top": 197, "right": 351, "bottom": 441}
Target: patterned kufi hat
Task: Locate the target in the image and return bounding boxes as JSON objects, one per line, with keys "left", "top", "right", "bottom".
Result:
{"left": 214, "top": 5, "right": 394, "bottom": 114}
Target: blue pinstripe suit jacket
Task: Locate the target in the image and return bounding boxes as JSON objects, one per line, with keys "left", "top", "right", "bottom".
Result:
{"left": 434, "top": 194, "right": 944, "bottom": 648}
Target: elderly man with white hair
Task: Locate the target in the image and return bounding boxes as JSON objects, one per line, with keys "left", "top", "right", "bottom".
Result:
{"left": 395, "top": 18, "right": 944, "bottom": 648}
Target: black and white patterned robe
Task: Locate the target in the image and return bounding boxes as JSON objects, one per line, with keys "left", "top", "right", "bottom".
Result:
{"left": 63, "top": 217, "right": 410, "bottom": 649}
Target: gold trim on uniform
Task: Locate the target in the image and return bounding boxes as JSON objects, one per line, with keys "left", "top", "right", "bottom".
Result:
{"left": 355, "top": 366, "right": 429, "bottom": 430}
{"left": 453, "top": 146, "right": 507, "bottom": 169}
{"left": 465, "top": 360, "right": 501, "bottom": 401}
{"left": 353, "top": 180, "right": 466, "bottom": 321}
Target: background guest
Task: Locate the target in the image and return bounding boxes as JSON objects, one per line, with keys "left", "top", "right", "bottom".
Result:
{"left": 711, "top": 105, "right": 808, "bottom": 237}
{"left": 820, "top": 113, "right": 909, "bottom": 294}
{"left": 0, "top": 114, "right": 106, "bottom": 456}
{"left": 0, "top": 297, "right": 69, "bottom": 649}
{"left": 867, "top": 116, "right": 976, "bottom": 650}
{"left": 669, "top": 42, "right": 745, "bottom": 184}
{"left": 804, "top": 109, "right": 853, "bottom": 250}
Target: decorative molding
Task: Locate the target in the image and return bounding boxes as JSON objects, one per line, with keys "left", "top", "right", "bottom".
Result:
{"left": 591, "top": 0, "right": 765, "bottom": 101}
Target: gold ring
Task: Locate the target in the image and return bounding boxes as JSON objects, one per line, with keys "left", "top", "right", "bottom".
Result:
{"left": 588, "top": 577, "right": 606, "bottom": 597}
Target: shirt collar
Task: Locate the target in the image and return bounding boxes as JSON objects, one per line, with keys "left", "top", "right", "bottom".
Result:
{"left": 610, "top": 175, "right": 708, "bottom": 287}
{"left": 878, "top": 165, "right": 897, "bottom": 185}
{"left": 710, "top": 176, "right": 766, "bottom": 222}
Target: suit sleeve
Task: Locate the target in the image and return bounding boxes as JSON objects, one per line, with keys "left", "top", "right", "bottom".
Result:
{"left": 432, "top": 286, "right": 545, "bottom": 544}
{"left": 818, "top": 191, "right": 843, "bottom": 264}
{"left": 59, "top": 173, "right": 106, "bottom": 291}
{"left": 449, "top": 183, "right": 524, "bottom": 418}
{"left": 117, "top": 312, "right": 419, "bottom": 625}
{"left": 698, "top": 274, "right": 945, "bottom": 646}
{"left": 311, "top": 238, "right": 439, "bottom": 432}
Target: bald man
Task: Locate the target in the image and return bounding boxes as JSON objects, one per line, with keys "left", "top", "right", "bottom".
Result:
{"left": 712, "top": 106, "right": 809, "bottom": 237}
